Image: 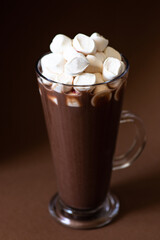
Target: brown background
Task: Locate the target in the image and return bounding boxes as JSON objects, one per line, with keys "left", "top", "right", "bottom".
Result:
{"left": 1, "top": 0, "right": 160, "bottom": 239}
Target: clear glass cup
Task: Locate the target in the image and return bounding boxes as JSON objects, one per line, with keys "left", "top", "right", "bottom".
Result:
{"left": 35, "top": 54, "right": 146, "bottom": 229}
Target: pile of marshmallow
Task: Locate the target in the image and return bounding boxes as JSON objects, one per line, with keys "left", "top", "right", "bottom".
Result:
{"left": 41, "top": 33, "right": 125, "bottom": 93}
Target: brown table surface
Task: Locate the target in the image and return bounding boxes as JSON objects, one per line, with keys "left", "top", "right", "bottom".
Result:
{"left": 1, "top": 47, "right": 160, "bottom": 239}
{"left": 1, "top": 138, "right": 160, "bottom": 240}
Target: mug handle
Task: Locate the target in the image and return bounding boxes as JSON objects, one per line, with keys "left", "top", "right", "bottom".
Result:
{"left": 113, "top": 110, "right": 146, "bottom": 171}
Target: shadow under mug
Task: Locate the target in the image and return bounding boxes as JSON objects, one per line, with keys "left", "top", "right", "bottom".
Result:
{"left": 36, "top": 54, "right": 146, "bottom": 229}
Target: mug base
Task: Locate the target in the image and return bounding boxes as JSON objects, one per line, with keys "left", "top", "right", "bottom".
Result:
{"left": 48, "top": 193, "right": 120, "bottom": 229}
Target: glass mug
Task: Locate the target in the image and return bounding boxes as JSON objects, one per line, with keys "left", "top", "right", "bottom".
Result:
{"left": 36, "top": 54, "right": 146, "bottom": 229}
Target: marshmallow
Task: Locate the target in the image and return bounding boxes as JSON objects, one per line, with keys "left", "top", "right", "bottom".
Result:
{"left": 56, "top": 72, "right": 73, "bottom": 84}
{"left": 51, "top": 84, "right": 63, "bottom": 93}
{"left": 104, "top": 46, "right": 121, "bottom": 60}
{"left": 94, "top": 73, "right": 108, "bottom": 94}
{"left": 65, "top": 56, "right": 89, "bottom": 76}
{"left": 66, "top": 97, "right": 81, "bottom": 107}
{"left": 63, "top": 46, "right": 85, "bottom": 61}
{"left": 41, "top": 53, "right": 66, "bottom": 75}
{"left": 85, "top": 55, "right": 103, "bottom": 73}
{"left": 94, "top": 52, "right": 106, "bottom": 63}
{"left": 74, "top": 73, "right": 96, "bottom": 91}
{"left": 73, "top": 33, "right": 96, "bottom": 55}
{"left": 91, "top": 32, "right": 109, "bottom": 51}
{"left": 50, "top": 34, "right": 72, "bottom": 53}
{"left": 91, "top": 89, "right": 112, "bottom": 107}
{"left": 52, "top": 73, "right": 73, "bottom": 93}
{"left": 42, "top": 69, "right": 58, "bottom": 86}
{"left": 48, "top": 95, "right": 58, "bottom": 105}
{"left": 103, "top": 57, "right": 125, "bottom": 81}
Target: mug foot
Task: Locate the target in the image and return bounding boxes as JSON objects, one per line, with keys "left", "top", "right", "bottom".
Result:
{"left": 48, "top": 193, "right": 120, "bottom": 229}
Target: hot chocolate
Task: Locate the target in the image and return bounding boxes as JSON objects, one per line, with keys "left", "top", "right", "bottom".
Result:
{"left": 36, "top": 32, "right": 127, "bottom": 213}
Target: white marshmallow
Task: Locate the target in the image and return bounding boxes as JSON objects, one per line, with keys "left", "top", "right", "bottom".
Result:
{"left": 41, "top": 53, "right": 66, "bottom": 75}
{"left": 91, "top": 32, "right": 109, "bottom": 51}
{"left": 104, "top": 46, "right": 121, "bottom": 60}
{"left": 50, "top": 34, "right": 72, "bottom": 53}
{"left": 51, "top": 84, "right": 63, "bottom": 93}
{"left": 42, "top": 69, "right": 58, "bottom": 80}
{"left": 63, "top": 46, "right": 85, "bottom": 61}
{"left": 65, "top": 56, "right": 89, "bottom": 76}
{"left": 66, "top": 97, "right": 81, "bottom": 107}
{"left": 56, "top": 72, "right": 73, "bottom": 84}
{"left": 42, "top": 69, "right": 58, "bottom": 86}
{"left": 85, "top": 55, "right": 103, "bottom": 73}
{"left": 94, "top": 52, "right": 106, "bottom": 63}
{"left": 94, "top": 73, "right": 108, "bottom": 94}
{"left": 73, "top": 33, "right": 96, "bottom": 55}
{"left": 52, "top": 73, "right": 73, "bottom": 93}
{"left": 74, "top": 73, "right": 96, "bottom": 91}
{"left": 103, "top": 57, "right": 125, "bottom": 81}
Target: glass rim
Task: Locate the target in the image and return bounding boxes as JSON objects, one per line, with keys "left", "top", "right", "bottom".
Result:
{"left": 35, "top": 52, "right": 129, "bottom": 87}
